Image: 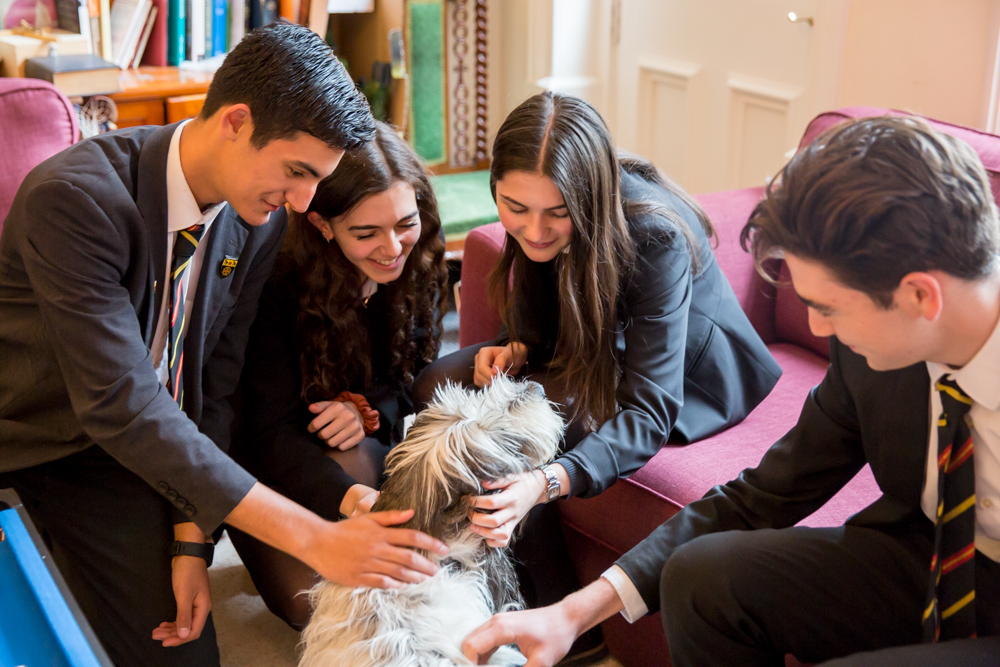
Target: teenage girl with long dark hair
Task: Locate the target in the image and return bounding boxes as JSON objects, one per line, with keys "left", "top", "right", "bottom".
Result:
{"left": 231, "top": 121, "right": 449, "bottom": 628}
{"left": 414, "top": 92, "right": 782, "bottom": 663}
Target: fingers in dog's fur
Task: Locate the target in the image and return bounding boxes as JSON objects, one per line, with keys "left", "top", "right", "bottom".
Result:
{"left": 299, "top": 377, "right": 562, "bottom": 667}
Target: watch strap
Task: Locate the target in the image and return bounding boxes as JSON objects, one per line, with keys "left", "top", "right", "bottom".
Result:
{"left": 171, "top": 540, "right": 214, "bottom": 567}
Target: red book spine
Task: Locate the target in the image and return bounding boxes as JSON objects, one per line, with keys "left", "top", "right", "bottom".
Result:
{"left": 141, "top": 0, "right": 168, "bottom": 66}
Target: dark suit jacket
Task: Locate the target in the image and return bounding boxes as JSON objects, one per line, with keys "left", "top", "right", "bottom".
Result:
{"left": 0, "top": 124, "right": 286, "bottom": 533}
{"left": 500, "top": 170, "right": 783, "bottom": 498}
{"left": 618, "top": 337, "right": 934, "bottom": 612}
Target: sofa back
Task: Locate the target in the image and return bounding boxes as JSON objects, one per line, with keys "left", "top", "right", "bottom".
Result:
{"left": 0, "top": 79, "right": 78, "bottom": 235}
{"left": 765, "top": 107, "right": 1000, "bottom": 359}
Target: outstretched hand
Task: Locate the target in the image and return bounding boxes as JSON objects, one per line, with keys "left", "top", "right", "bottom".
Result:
{"left": 152, "top": 554, "right": 211, "bottom": 647}
{"left": 302, "top": 509, "right": 450, "bottom": 589}
{"left": 462, "top": 606, "right": 577, "bottom": 667}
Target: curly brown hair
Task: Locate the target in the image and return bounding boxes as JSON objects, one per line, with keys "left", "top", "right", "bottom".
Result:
{"left": 284, "top": 122, "right": 449, "bottom": 402}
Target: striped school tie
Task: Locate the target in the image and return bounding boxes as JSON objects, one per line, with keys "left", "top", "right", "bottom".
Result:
{"left": 923, "top": 376, "right": 977, "bottom": 642}
{"left": 167, "top": 224, "right": 205, "bottom": 409}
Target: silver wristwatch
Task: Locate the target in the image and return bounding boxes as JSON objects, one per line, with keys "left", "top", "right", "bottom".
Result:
{"left": 540, "top": 464, "right": 561, "bottom": 503}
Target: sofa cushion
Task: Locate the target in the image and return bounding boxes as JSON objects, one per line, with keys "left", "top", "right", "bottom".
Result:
{"left": 0, "top": 79, "right": 78, "bottom": 231}
{"left": 695, "top": 186, "right": 777, "bottom": 345}
{"left": 559, "top": 343, "right": 877, "bottom": 560}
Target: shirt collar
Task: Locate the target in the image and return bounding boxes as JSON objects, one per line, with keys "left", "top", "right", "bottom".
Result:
{"left": 927, "top": 311, "right": 1000, "bottom": 410}
{"left": 166, "top": 120, "right": 227, "bottom": 233}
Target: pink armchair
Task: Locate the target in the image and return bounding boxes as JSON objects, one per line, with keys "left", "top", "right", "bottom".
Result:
{"left": 457, "top": 107, "right": 1000, "bottom": 666}
{"left": 0, "top": 78, "right": 78, "bottom": 234}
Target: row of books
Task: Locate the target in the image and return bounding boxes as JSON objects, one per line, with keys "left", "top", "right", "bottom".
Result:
{"left": 2, "top": 0, "right": 297, "bottom": 70}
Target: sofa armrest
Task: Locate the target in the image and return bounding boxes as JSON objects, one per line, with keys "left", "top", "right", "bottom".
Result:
{"left": 458, "top": 222, "right": 507, "bottom": 348}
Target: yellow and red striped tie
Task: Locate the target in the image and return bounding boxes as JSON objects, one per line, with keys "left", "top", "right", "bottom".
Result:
{"left": 923, "top": 376, "right": 977, "bottom": 642}
{"left": 167, "top": 224, "right": 204, "bottom": 409}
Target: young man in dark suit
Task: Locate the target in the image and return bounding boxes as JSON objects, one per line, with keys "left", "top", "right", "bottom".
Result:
{"left": 0, "top": 21, "right": 446, "bottom": 666}
{"left": 462, "top": 117, "right": 1000, "bottom": 666}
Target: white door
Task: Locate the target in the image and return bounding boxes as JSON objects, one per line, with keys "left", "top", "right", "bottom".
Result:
{"left": 608, "top": 0, "right": 849, "bottom": 193}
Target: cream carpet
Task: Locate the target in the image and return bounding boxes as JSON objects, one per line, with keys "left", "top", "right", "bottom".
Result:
{"left": 210, "top": 532, "right": 621, "bottom": 667}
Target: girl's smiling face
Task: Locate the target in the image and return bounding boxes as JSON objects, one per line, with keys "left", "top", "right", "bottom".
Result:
{"left": 495, "top": 171, "right": 573, "bottom": 263}
{"left": 309, "top": 180, "right": 422, "bottom": 284}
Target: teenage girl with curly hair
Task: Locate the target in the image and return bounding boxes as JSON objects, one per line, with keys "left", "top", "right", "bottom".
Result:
{"left": 231, "top": 121, "right": 448, "bottom": 628}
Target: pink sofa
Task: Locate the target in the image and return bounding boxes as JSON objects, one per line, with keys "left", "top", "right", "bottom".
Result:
{"left": 457, "top": 107, "right": 1000, "bottom": 666}
{"left": 0, "top": 78, "right": 78, "bottom": 233}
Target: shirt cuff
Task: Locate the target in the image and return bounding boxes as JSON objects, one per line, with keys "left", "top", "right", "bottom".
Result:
{"left": 601, "top": 564, "right": 648, "bottom": 623}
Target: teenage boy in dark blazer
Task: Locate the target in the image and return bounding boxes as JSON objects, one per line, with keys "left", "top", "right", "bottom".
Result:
{"left": 0, "top": 22, "right": 446, "bottom": 667}
{"left": 462, "top": 117, "right": 1000, "bottom": 666}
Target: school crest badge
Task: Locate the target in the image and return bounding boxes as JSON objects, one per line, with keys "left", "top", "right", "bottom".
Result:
{"left": 220, "top": 255, "right": 239, "bottom": 277}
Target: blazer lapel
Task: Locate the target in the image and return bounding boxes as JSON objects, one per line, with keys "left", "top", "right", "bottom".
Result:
{"left": 187, "top": 206, "right": 250, "bottom": 346}
{"left": 136, "top": 122, "right": 184, "bottom": 345}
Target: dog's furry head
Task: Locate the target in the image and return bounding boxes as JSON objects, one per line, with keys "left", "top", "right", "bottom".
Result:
{"left": 372, "top": 375, "right": 564, "bottom": 547}
{"left": 299, "top": 377, "right": 565, "bottom": 667}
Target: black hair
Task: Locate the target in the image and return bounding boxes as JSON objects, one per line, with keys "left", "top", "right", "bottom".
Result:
{"left": 201, "top": 20, "right": 375, "bottom": 150}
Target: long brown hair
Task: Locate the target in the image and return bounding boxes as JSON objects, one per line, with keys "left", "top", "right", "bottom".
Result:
{"left": 285, "top": 122, "right": 448, "bottom": 402}
{"left": 488, "top": 92, "right": 714, "bottom": 426}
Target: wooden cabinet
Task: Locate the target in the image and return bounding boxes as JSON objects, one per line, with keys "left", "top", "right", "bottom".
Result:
{"left": 108, "top": 67, "right": 213, "bottom": 128}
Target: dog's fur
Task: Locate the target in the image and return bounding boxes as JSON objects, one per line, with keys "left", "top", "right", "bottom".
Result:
{"left": 298, "top": 376, "right": 565, "bottom": 667}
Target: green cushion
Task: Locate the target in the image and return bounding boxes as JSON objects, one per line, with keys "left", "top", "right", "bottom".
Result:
{"left": 430, "top": 170, "right": 500, "bottom": 238}
{"left": 406, "top": 0, "right": 446, "bottom": 166}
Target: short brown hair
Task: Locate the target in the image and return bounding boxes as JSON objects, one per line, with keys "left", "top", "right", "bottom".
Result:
{"left": 741, "top": 116, "right": 1000, "bottom": 308}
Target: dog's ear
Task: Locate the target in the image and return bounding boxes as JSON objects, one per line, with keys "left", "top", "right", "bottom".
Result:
{"left": 478, "top": 375, "right": 564, "bottom": 466}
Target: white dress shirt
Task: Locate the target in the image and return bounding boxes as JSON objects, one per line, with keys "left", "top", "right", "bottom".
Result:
{"left": 605, "top": 312, "right": 1000, "bottom": 623}
{"left": 151, "top": 120, "right": 228, "bottom": 386}
{"left": 922, "top": 313, "right": 1000, "bottom": 563}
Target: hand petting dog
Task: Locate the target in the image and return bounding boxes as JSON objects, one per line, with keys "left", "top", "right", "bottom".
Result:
{"left": 469, "top": 472, "right": 545, "bottom": 547}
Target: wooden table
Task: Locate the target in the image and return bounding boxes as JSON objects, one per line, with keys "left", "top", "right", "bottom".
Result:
{"left": 108, "top": 66, "right": 213, "bottom": 128}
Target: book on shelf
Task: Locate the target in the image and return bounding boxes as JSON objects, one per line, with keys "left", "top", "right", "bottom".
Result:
{"left": 97, "top": 0, "right": 110, "bottom": 60}
{"left": 130, "top": 3, "right": 154, "bottom": 66}
{"left": 228, "top": 0, "right": 244, "bottom": 51}
{"left": 166, "top": 0, "right": 183, "bottom": 64}
{"left": 138, "top": 0, "right": 164, "bottom": 64}
{"left": 24, "top": 53, "right": 121, "bottom": 96}
{"left": 109, "top": 0, "right": 150, "bottom": 67}
{"left": 249, "top": 0, "right": 276, "bottom": 30}
{"left": 186, "top": 0, "right": 204, "bottom": 60}
{"left": 210, "top": 0, "right": 223, "bottom": 55}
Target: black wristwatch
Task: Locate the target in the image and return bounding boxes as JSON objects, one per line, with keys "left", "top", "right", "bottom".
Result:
{"left": 171, "top": 540, "right": 214, "bottom": 567}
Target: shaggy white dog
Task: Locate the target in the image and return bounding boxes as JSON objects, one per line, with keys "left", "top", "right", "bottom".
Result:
{"left": 298, "top": 376, "right": 564, "bottom": 667}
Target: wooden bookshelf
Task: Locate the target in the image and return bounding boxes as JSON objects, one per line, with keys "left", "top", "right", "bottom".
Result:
{"left": 108, "top": 66, "right": 213, "bottom": 127}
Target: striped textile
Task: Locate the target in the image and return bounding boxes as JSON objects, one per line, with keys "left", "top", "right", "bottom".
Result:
{"left": 167, "top": 224, "right": 205, "bottom": 410}
{"left": 923, "top": 376, "right": 977, "bottom": 642}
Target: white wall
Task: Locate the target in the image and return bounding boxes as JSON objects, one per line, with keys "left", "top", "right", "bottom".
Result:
{"left": 840, "top": 0, "right": 1000, "bottom": 129}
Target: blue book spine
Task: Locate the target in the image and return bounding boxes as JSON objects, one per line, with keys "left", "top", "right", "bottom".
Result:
{"left": 167, "top": 0, "right": 186, "bottom": 65}
{"left": 212, "top": 0, "right": 226, "bottom": 55}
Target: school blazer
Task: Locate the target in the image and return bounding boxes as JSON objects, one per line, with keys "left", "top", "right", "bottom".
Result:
{"left": 500, "top": 170, "right": 784, "bottom": 498}
{"left": 617, "top": 337, "right": 935, "bottom": 612}
{"left": 0, "top": 123, "right": 286, "bottom": 533}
